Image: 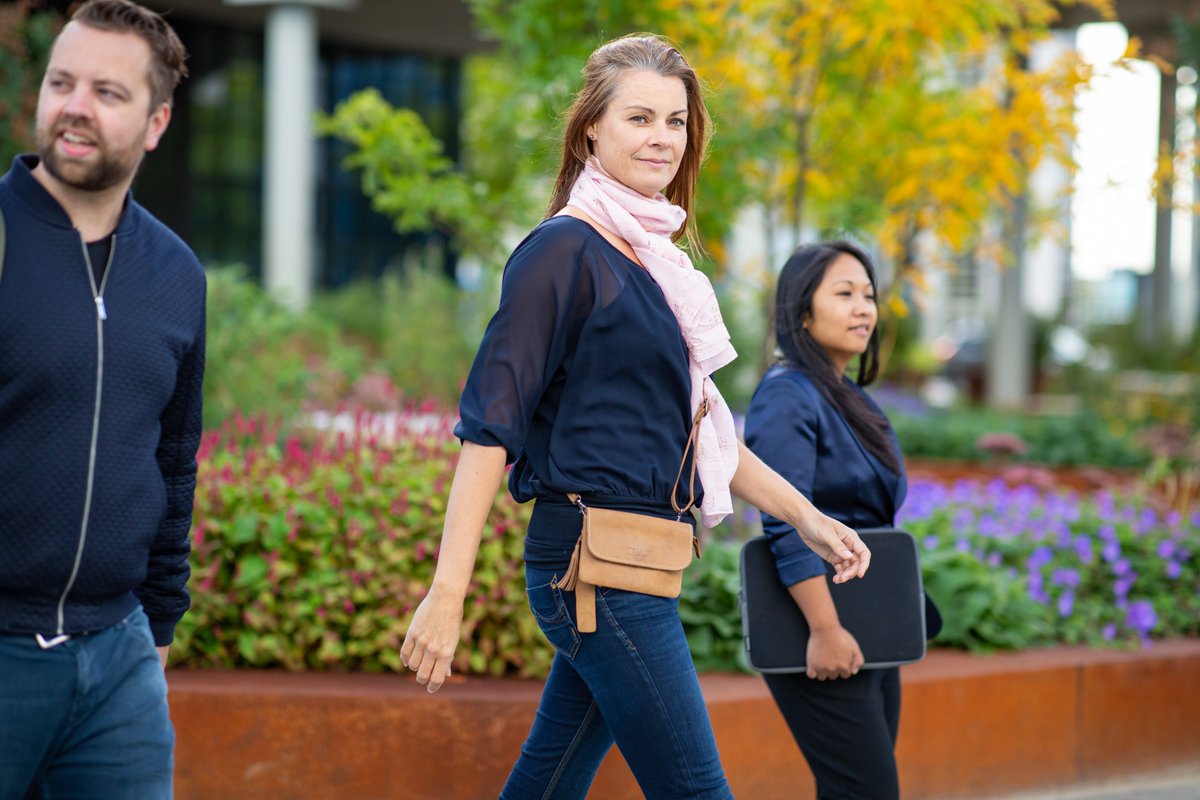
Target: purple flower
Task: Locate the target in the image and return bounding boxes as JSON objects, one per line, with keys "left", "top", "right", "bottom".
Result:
{"left": 1125, "top": 600, "right": 1157, "bottom": 634}
{"left": 1102, "top": 623, "right": 1117, "bottom": 641}
{"left": 1167, "top": 561, "right": 1183, "bottom": 579}
{"left": 1028, "top": 546, "right": 1054, "bottom": 569}
{"left": 1027, "top": 573, "right": 1049, "bottom": 604}
{"left": 1113, "top": 558, "right": 1131, "bottom": 577}
{"left": 1113, "top": 576, "right": 1135, "bottom": 598}
{"left": 924, "top": 535, "right": 939, "bottom": 550}
{"left": 955, "top": 539, "right": 971, "bottom": 554}
{"left": 1157, "top": 540, "right": 1176, "bottom": 559}
{"left": 1073, "top": 535, "right": 1094, "bottom": 563}
{"left": 1055, "top": 524, "right": 1074, "bottom": 548}
{"left": 1102, "top": 541, "right": 1121, "bottom": 563}
{"left": 978, "top": 515, "right": 1003, "bottom": 537}
{"left": 1052, "top": 567, "right": 1081, "bottom": 588}
{"left": 987, "top": 552, "right": 1002, "bottom": 568}
{"left": 1098, "top": 524, "right": 1117, "bottom": 543}
{"left": 1057, "top": 591, "right": 1075, "bottom": 617}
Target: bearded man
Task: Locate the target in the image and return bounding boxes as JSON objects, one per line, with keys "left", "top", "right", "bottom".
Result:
{"left": 0, "top": 2, "right": 204, "bottom": 797}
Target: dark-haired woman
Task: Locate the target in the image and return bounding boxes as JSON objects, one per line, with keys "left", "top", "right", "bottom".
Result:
{"left": 745, "top": 241, "right": 938, "bottom": 799}
{"left": 398, "top": 38, "right": 871, "bottom": 800}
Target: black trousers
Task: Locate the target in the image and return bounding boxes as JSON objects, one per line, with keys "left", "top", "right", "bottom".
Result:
{"left": 763, "top": 666, "right": 901, "bottom": 800}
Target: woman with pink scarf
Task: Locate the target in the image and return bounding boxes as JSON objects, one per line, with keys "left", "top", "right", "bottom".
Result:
{"left": 401, "top": 34, "right": 871, "bottom": 799}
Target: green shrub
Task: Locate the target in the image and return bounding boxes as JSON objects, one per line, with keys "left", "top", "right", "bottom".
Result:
{"left": 308, "top": 268, "right": 488, "bottom": 408}
{"left": 890, "top": 409, "right": 1150, "bottom": 468}
{"left": 203, "top": 267, "right": 366, "bottom": 429}
{"left": 175, "top": 415, "right": 552, "bottom": 678}
{"left": 679, "top": 541, "right": 750, "bottom": 673}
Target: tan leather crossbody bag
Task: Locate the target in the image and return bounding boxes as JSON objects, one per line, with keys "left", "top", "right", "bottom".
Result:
{"left": 555, "top": 401, "right": 708, "bottom": 633}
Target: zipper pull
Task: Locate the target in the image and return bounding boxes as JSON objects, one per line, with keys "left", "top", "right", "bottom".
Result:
{"left": 95, "top": 295, "right": 107, "bottom": 321}
{"left": 36, "top": 633, "right": 71, "bottom": 649}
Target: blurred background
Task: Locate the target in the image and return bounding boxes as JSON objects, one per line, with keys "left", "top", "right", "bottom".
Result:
{"left": 4, "top": 1, "right": 1195, "bottom": 448}
{"left": 3, "top": 0, "right": 1198, "bottom": 668}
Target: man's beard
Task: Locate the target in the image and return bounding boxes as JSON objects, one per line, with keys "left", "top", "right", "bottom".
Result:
{"left": 36, "top": 115, "right": 145, "bottom": 193}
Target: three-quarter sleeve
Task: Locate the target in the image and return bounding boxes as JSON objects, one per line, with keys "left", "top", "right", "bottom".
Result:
{"left": 455, "top": 221, "right": 591, "bottom": 463}
{"left": 744, "top": 373, "right": 827, "bottom": 587}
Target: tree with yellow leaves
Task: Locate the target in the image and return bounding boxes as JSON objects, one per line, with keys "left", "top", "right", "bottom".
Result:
{"left": 665, "top": 0, "right": 1107, "bottom": 265}
{"left": 662, "top": 0, "right": 1109, "bottom": 400}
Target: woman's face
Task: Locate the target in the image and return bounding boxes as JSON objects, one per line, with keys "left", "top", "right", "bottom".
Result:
{"left": 587, "top": 69, "right": 688, "bottom": 198}
{"left": 804, "top": 253, "right": 878, "bottom": 372}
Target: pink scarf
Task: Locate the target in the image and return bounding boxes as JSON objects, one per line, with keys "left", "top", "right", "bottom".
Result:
{"left": 566, "top": 157, "right": 739, "bottom": 527}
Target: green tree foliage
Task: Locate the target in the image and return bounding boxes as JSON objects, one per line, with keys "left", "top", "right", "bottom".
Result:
{"left": 0, "top": 1, "right": 62, "bottom": 165}
{"left": 664, "top": 0, "right": 1110, "bottom": 297}
{"left": 315, "top": 89, "right": 502, "bottom": 264}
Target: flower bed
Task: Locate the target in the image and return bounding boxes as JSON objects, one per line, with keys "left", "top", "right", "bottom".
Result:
{"left": 178, "top": 411, "right": 548, "bottom": 677}
{"left": 174, "top": 416, "right": 1200, "bottom": 675}
{"left": 899, "top": 479, "right": 1200, "bottom": 649}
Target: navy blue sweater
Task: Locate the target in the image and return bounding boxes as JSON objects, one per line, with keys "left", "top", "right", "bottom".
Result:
{"left": 456, "top": 216, "right": 699, "bottom": 570}
{"left": 745, "top": 366, "right": 906, "bottom": 587}
{"left": 0, "top": 155, "right": 206, "bottom": 646}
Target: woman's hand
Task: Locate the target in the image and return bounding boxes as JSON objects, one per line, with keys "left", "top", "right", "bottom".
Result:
{"left": 806, "top": 625, "right": 865, "bottom": 680}
{"left": 400, "top": 585, "right": 465, "bottom": 694}
{"left": 792, "top": 508, "right": 871, "bottom": 583}
{"left": 399, "top": 441, "right": 507, "bottom": 694}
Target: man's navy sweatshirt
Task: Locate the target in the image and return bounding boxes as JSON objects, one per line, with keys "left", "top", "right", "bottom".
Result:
{"left": 0, "top": 155, "right": 206, "bottom": 646}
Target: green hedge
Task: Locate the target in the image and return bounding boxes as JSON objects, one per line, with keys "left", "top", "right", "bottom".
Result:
{"left": 890, "top": 409, "right": 1150, "bottom": 468}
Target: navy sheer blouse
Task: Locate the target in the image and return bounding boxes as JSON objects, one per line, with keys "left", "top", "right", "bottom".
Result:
{"left": 455, "top": 216, "right": 701, "bottom": 569}
{"left": 744, "top": 365, "right": 906, "bottom": 587}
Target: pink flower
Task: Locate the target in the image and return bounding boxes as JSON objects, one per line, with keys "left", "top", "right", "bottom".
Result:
{"left": 976, "top": 432, "right": 1030, "bottom": 457}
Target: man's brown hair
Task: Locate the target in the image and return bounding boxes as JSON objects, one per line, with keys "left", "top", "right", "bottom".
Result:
{"left": 70, "top": 0, "right": 188, "bottom": 109}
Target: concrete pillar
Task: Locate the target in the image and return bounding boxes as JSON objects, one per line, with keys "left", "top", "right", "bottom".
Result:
{"left": 1149, "top": 68, "right": 1177, "bottom": 343}
{"left": 263, "top": 4, "right": 317, "bottom": 310}
{"left": 226, "top": 0, "right": 355, "bottom": 309}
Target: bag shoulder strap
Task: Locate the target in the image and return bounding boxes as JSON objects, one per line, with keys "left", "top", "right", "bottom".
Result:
{"left": 670, "top": 398, "right": 708, "bottom": 519}
{"left": 0, "top": 204, "right": 6, "bottom": 287}
{"left": 566, "top": 397, "right": 708, "bottom": 521}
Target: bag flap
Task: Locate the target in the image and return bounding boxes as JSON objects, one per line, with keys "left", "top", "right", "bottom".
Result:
{"left": 583, "top": 507, "right": 695, "bottom": 571}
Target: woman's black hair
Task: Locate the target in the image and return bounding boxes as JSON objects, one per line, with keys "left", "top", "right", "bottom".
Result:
{"left": 773, "top": 240, "right": 900, "bottom": 474}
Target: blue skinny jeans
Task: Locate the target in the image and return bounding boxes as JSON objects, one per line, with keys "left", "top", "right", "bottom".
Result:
{"left": 0, "top": 606, "right": 174, "bottom": 799}
{"left": 500, "top": 565, "right": 734, "bottom": 800}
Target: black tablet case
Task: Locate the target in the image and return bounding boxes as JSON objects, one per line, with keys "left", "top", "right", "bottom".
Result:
{"left": 739, "top": 529, "right": 927, "bottom": 672}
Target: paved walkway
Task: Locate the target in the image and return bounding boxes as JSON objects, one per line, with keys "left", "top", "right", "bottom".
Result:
{"left": 994, "top": 770, "right": 1200, "bottom": 800}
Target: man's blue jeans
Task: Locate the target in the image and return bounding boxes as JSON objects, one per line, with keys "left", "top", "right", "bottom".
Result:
{"left": 0, "top": 606, "right": 174, "bottom": 799}
{"left": 501, "top": 566, "right": 734, "bottom": 800}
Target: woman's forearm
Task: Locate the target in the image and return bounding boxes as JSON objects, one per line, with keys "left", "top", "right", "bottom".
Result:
{"left": 730, "top": 440, "right": 820, "bottom": 531}
{"left": 429, "top": 441, "right": 509, "bottom": 598}
{"left": 788, "top": 576, "right": 841, "bottom": 632}
{"left": 731, "top": 440, "right": 868, "bottom": 581}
